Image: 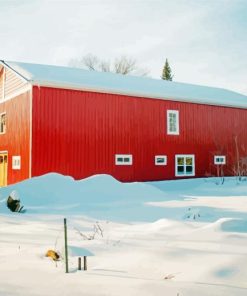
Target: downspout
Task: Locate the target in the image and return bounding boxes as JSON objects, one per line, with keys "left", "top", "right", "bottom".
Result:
{"left": 29, "top": 84, "right": 33, "bottom": 179}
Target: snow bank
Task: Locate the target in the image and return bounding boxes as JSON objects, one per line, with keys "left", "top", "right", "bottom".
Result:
{"left": 1, "top": 174, "right": 247, "bottom": 224}
{"left": 0, "top": 173, "right": 169, "bottom": 221}
{"left": 67, "top": 246, "right": 94, "bottom": 257}
{"left": 220, "top": 219, "right": 247, "bottom": 233}
{"left": 1, "top": 175, "right": 247, "bottom": 296}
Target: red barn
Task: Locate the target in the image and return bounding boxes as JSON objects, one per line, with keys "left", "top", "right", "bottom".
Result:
{"left": 0, "top": 60, "right": 247, "bottom": 186}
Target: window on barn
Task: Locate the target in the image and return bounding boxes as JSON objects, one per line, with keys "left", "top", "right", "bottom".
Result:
{"left": 155, "top": 155, "right": 167, "bottom": 166}
{"left": 175, "top": 155, "right": 195, "bottom": 177}
{"left": 214, "top": 155, "right": 226, "bottom": 165}
{"left": 115, "top": 154, "right": 133, "bottom": 165}
{"left": 167, "top": 110, "right": 179, "bottom": 135}
{"left": 12, "top": 156, "right": 21, "bottom": 170}
{"left": 0, "top": 113, "right": 6, "bottom": 134}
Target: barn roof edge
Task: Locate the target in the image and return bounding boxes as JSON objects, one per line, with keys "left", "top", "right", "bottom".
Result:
{"left": 2, "top": 60, "right": 247, "bottom": 109}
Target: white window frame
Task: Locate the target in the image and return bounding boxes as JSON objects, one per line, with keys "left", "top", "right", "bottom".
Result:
{"left": 0, "top": 112, "right": 6, "bottom": 134}
{"left": 155, "top": 155, "right": 167, "bottom": 166}
{"left": 115, "top": 154, "right": 133, "bottom": 165}
{"left": 167, "top": 110, "right": 179, "bottom": 135}
{"left": 214, "top": 155, "right": 226, "bottom": 165}
{"left": 12, "top": 156, "right": 21, "bottom": 170}
{"left": 175, "top": 154, "right": 195, "bottom": 177}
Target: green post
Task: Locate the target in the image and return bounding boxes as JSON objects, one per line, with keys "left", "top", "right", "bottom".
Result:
{"left": 64, "top": 218, "right": 69, "bottom": 273}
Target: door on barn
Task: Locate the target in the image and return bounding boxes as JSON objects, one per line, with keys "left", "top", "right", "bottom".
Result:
{"left": 0, "top": 153, "right": 8, "bottom": 187}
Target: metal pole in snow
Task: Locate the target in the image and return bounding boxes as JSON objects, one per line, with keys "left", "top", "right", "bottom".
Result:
{"left": 78, "top": 257, "right": 82, "bottom": 270}
{"left": 64, "top": 218, "right": 69, "bottom": 273}
{"left": 84, "top": 256, "right": 87, "bottom": 270}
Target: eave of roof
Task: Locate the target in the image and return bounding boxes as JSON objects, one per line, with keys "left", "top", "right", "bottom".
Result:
{"left": 1, "top": 60, "right": 247, "bottom": 109}
{"left": 26, "top": 80, "right": 247, "bottom": 110}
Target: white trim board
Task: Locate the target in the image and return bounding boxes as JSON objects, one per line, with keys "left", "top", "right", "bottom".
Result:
{"left": 0, "top": 85, "right": 32, "bottom": 104}
{"left": 29, "top": 86, "right": 32, "bottom": 178}
{"left": 0, "top": 60, "right": 29, "bottom": 83}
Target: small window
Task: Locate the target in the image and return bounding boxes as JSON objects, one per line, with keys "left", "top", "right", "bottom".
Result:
{"left": 155, "top": 155, "right": 167, "bottom": 166}
{"left": 12, "top": 156, "right": 21, "bottom": 170}
{"left": 175, "top": 154, "right": 195, "bottom": 177}
{"left": 167, "top": 110, "right": 179, "bottom": 135}
{"left": 214, "top": 155, "right": 226, "bottom": 165}
{"left": 115, "top": 154, "right": 132, "bottom": 165}
{"left": 0, "top": 112, "right": 6, "bottom": 134}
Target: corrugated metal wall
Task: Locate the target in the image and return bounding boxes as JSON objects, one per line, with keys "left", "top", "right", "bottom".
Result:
{"left": 31, "top": 86, "right": 247, "bottom": 182}
{"left": 0, "top": 91, "right": 31, "bottom": 185}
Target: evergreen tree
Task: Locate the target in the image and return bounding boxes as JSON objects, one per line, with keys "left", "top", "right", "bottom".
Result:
{"left": 161, "top": 59, "right": 173, "bottom": 81}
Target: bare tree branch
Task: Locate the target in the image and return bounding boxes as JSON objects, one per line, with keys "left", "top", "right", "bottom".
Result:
{"left": 114, "top": 56, "right": 136, "bottom": 75}
{"left": 68, "top": 54, "right": 149, "bottom": 76}
{"left": 100, "top": 60, "right": 111, "bottom": 72}
{"left": 69, "top": 54, "right": 99, "bottom": 71}
{"left": 82, "top": 54, "right": 100, "bottom": 71}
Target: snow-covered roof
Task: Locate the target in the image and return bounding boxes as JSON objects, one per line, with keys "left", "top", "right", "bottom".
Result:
{"left": 1, "top": 60, "right": 247, "bottom": 108}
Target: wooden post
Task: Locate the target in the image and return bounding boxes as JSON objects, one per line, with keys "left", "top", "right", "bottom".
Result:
{"left": 64, "top": 218, "right": 69, "bottom": 273}
{"left": 84, "top": 256, "right": 87, "bottom": 270}
{"left": 78, "top": 257, "right": 82, "bottom": 270}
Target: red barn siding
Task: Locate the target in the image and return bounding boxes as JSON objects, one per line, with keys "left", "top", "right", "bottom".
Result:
{"left": 31, "top": 86, "right": 247, "bottom": 182}
{"left": 0, "top": 91, "right": 31, "bottom": 184}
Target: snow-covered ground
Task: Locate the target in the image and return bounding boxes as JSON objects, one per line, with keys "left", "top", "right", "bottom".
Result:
{"left": 1, "top": 174, "right": 247, "bottom": 296}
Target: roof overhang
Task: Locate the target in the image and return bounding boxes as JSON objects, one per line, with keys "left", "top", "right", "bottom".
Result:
{"left": 30, "top": 80, "right": 247, "bottom": 110}
{"left": 0, "top": 60, "right": 30, "bottom": 83}
{"left": 2, "top": 60, "right": 247, "bottom": 110}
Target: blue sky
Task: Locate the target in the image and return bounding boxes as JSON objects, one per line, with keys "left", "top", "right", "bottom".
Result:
{"left": 0, "top": 0, "right": 246, "bottom": 94}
